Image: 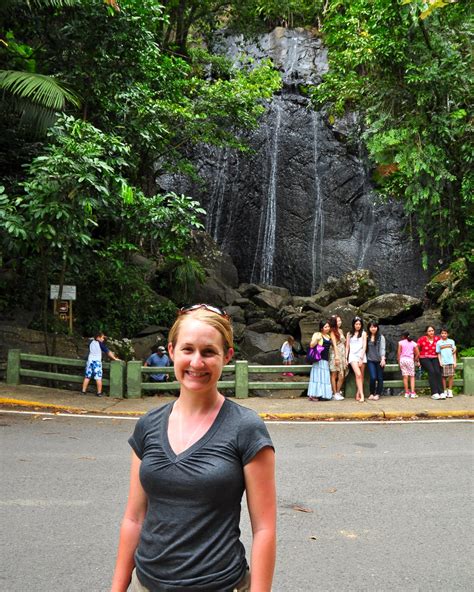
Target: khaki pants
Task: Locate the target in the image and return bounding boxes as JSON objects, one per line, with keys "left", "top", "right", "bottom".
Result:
{"left": 129, "top": 567, "right": 250, "bottom": 592}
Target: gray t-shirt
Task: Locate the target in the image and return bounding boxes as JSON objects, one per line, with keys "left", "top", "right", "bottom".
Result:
{"left": 128, "top": 398, "right": 274, "bottom": 592}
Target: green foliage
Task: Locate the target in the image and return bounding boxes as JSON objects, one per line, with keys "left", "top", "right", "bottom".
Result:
{"left": 443, "top": 288, "right": 474, "bottom": 349}
{"left": 459, "top": 347, "right": 474, "bottom": 358}
{"left": 75, "top": 260, "right": 176, "bottom": 337}
{"left": 0, "top": 20, "right": 81, "bottom": 134}
{"left": 159, "top": 257, "right": 207, "bottom": 305}
{"left": 0, "top": 0, "right": 282, "bottom": 337}
{"left": 1, "top": 115, "right": 206, "bottom": 334}
{"left": 227, "top": 0, "right": 322, "bottom": 31}
{"left": 311, "top": 0, "right": 473, "bottom": 267}
{"left": 0, "top": 70, "right": 80, "bottom": 110}
{"left": 104, "top": 337, "right": 135, "bottom": 361}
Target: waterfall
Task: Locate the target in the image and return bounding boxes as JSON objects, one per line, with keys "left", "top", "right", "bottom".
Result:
{"left": 352, "top": 114, "right": 376, "bottom": 268}
{"left": 357, "top": 192, "right": 376, "bottom": 268}
{"left": 173, "top": 28, "right": 427, "bottom": 297}
{"left": 221, "top": 155, "right": 240, "bottom": 252}
{"left": 251, "top": 103, "right": 282, "bottom": 284}
{"left": 285, "top": 35, "right": 299, "bottom": 77}
{"left": 310, "top": 111, "right": 324, "bottom": 293}
{"left": 206, "top": 147, "right": 229, "bottom": 241}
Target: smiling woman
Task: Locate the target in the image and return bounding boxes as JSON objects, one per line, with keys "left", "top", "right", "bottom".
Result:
{"left": 111, "top": 305, "right": 276, "bottom": 592}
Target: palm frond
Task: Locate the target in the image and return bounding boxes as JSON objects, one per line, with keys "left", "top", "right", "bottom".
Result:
{"left": 0, "top": 0, "right": 83, "bottom": 10}
{"left": 0, "top": 70, "right": 80, "bottom": 110}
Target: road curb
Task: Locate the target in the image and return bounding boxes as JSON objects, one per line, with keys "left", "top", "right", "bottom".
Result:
{"left": 1, "top": 397, "right": 472, "bottom": 420}
{"left": 261, "top": 410, "right": 474, "bottom": 421}
{"left": 0, "top": 397, "right": 146, "bottom": 417}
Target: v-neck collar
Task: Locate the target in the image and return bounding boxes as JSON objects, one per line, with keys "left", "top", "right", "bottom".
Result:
{"left": 162, "top": 398, "right": 230, "bottom": 462}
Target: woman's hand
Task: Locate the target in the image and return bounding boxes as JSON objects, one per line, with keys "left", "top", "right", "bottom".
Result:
{"left": 244, "top": 447, "right": 276, "bottom": 592}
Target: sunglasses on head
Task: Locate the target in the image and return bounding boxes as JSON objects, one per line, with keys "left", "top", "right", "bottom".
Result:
{"left": 178, "top": 304, "right": 230, "bottom": 320}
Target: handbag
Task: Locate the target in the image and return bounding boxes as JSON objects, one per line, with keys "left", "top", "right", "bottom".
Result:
{"left": 306, "top": 344, "right": 324, "bottom": 363}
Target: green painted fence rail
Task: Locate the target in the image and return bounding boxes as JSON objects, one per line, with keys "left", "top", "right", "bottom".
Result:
{"left": 5, "top": 350, "right": 473, "bottom": 399}
{"left": 6, "top": 349, "right": 126, "bottom": 398}
{"left": 126, "top": 362, "right": 238, "bottom": 399}
{"left": 122, "top": 358, "right": 472, "bottom": 399}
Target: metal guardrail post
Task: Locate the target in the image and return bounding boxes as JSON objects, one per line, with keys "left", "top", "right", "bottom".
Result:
{"left": 6, "top": 349, "right": 21, "bottom": 385}
{"left": 235, "top": 360, "right": 249, "bottom": 399}
{"left": 126, "top": 361, "right": 143, "bottom": 399}
{"left": 463, "top": 357, "right": 474, "bottom": 395}
{"left": 110, "top": 360, "right": 126, "bottom": 398}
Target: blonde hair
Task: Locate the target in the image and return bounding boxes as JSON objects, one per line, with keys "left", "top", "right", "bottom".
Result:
{"left": 168, "top": 308, "right": 234, "bottom": 352}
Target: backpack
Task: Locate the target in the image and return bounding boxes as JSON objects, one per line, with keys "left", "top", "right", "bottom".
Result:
{"left": 306, "top": 344, "right": 324, "bottom": 364}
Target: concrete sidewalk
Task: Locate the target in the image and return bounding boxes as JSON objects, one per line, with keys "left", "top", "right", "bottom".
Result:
{"left": 1, "top": 383, "right": 473, "bottom": 420}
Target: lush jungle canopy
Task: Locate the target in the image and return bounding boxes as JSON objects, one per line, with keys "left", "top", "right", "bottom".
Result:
{"left": 0, "top": 0, "right": 472, "bottom": 340}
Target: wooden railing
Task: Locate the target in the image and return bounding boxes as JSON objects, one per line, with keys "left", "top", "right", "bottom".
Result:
{"left": 125, "top": 359, "right": 473, "bottom": 399}
{"left": 6, "top": 350, "right": 126, "bottom": 397}
{"left": 5, "top": 349, "right": 474, "bottom": 399}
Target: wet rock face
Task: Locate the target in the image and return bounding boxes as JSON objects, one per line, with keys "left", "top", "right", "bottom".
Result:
{"left": 158, "top": 28, "right": 427, "bottom": 297}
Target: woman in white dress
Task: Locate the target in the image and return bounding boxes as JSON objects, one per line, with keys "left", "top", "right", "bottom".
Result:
{"left": 346, "top": 316, "right": 367, "bottom": 402}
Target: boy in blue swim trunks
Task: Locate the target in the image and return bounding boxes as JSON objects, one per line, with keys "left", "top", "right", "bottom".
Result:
{"left": 81, "top": 332, "right": 120, "bottom": 397}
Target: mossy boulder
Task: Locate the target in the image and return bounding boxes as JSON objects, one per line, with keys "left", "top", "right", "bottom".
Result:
{"left": 360, "top": 294, "right": 423, "bottom": 323}
{"left": 327, "top": 269, "right": 377, "bottom": 305}
{"left": 425, "top": 258, "right": 469, "bottom": 305}
{"left": 321, "top": 298, "right": 360, "bottom": 331}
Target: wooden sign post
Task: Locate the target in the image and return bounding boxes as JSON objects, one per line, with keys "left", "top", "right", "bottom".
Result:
{"left": 50, "top": 285, "right": 76, "bottom": 334}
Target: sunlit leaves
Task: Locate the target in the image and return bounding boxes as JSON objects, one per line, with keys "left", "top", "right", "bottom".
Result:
{"left": 312, "top": 0, "right": 472, "bottom": 265}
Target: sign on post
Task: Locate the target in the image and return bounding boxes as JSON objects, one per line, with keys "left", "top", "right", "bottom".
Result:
{"left": 50, "top": 285, "right": 76, "bottom": 334}
{"left": 50, "top": 285, "right": 76, "bottom": 300}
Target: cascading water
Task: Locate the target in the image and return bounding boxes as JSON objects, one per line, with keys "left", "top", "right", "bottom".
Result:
{"left": 251, "top": 102, "right": 282, "bottom": 285}
{"left": 158, "top": 28, "right": 426, "bottom": 296}
{"left": 220, "top": 156, "right": 240, "bottom": 252}
{"left": 206, "top": 147, "right": 229, "bottom": 242}
{"left": 310, "top": 111, "right": 324, "bottom": 293}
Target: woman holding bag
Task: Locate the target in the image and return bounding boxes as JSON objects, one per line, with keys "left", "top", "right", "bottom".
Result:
{"left": 307, "top": 320, "right": 333, "bottom": 402}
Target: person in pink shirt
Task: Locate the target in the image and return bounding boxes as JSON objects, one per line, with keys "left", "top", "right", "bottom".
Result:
{"left": 397, "top": 331, "right": 420, "bottom": 398}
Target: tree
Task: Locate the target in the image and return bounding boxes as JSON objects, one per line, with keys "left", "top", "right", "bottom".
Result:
{"left": 0, "top": 115, "right": 206, "bottom": 339}
{"left": 0, "top": 3, "right": 82, "bottom": 134}
{"left": 311, "top": 0, "right": 473, "bottom": 268}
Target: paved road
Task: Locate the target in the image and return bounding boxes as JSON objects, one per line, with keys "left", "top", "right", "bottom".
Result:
{"left": 1, "top": 413, "right": 473, "bottom": 592}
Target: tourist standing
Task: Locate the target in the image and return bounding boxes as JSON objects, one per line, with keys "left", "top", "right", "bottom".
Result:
{"left": 397, "top": 331, "right": 420, "bottom": 398}
{"left": 417, "top": 325, "right": 444, "bottom": 399}
{"left": 280, "top": 336, "right": 295, "bottom": 376}
{"left": 111, "top": 304, "right": 276, "bottom": 592}
{"left": 329, "top": 315, "right": 347, "bottom": 400}
{"left": 81, "top": 332, "right": 120, "bottom": 397}
{"left": 366, "top": 320, "right": 386, "bottom": 401}
{"left": 436, "top": 327, "right": 457, "bottom": 398}
{"left": 307, "top": 320, "right": 333, "bottom": 401}
{"left": 346, "top": 316, "right": 367, "bottom": 402}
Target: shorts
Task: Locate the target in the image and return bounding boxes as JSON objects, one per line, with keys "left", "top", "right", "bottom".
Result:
{"left": 282, "top": 354, "right": 294, "bottom": 363}
{"left": 442, "top": 364, "right": 455, "bottom": 377}
{"left": 84, "top": 360, "right": 102, "bottom": 379}
{"left": 348, "top": 353, "right": 367, "bottom": 364}
{"left": 129, "top": 568, "right": 250, "bottom": 592}
{"left": 399, "top": 357, "right": 415, "bottom": 377}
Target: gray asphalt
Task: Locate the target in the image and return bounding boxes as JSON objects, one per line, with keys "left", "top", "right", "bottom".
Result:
{"left": 0, "top": 413, "right": 473, "bottom": 592}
